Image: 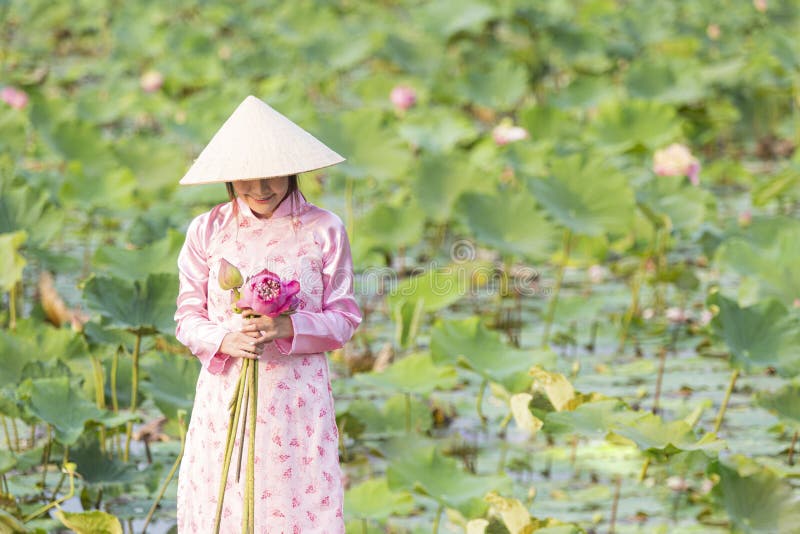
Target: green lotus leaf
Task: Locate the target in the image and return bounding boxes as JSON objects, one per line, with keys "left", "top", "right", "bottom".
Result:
{"left": 340, "top": 394, "right": 431, "bottom": 437}
{"left": 455, "top": 188, "right": 558, "bottom": 261}
{"left": 609, "top": 412, "right": 724, "bottom": 455}
{"left": 354, "top": 352, "right": 458, "bottom": 395}
{"left": 0, "top": 448, "right": 16, "bottom": 475}
{"left": 355, "top": 203, "right": 425, "bottom": 254}
{"left": 551, "top": 75, "right": 619, "bottom": 109}
{"left": 518, "top": 105, "right": 579, "bottom": 144}
{"left": 625, "top": 57, "right": 708, "bottom": 104}
{"left": 715, "top": 226, "right": 800, "bottom": 308}
{"left": 141, "top": 353, "right": 199, "bottom": 424}
{"left": 397, "top": 107, "right": 478, "bottom": 153}
{"left": 453, "top": 58, "right": 528, "bottom": 110}
{"left": 710, "top": 455, "right": 800, "bottom": 534}
{"left": 393, "top": 297, "right": 425, "bottom": 350}
{"left": 40, "top": 120, "right": 119, "bottom": 179}
{"left": 55, "top": 509, "right": 123, "bottom": 534}
{"left": 113, "top": 136, "right": 188, "bottom": 195}
{"left": 636, "top": 176, "right": 711, "bottom": 232}
{"left": 412, "top": 0, "right": 497, "bottom": 40}
{"left": 386, "top": 260, "right": 493, "bottom": 315}
{"left": 0, "top": 181, "right": 63, "bottom": 247}
{"left": 316, "top": 110, "right": 411, "bottom": 181}
{"left": 69, "top": 439, "right": 140, "bottom": 488}
{"left": 545, "top": 399, "right": 636, "bottom": 437}
{"left": 755, "top": 384, "right": 800, "bottom": 431}
{"left": 0, "top": 509, "right": 27, "bottom": 534}
{"left": 18, "top": 377, "right": 104, "bottom": 446}
{"left": 83, "top": 272, "right": 178, "bottom": 335}
{"left": 0, "top": 231, "right": 26, "bottom": 292}
{"left": 430, "top": 317, "right": 556, "bottom": 392}
{"left": 344, "top": 477, "right": 414, "bottom": 520}
{"left": 588, "top": 99, "right": 682, "bottom": 152}
{"left": 708, "top": 293, "right": 800, "bottom": 377}
{"left": 59, "top": 166, "right": 137, "bottom": 210}
{"left": 527, "top": 154, "right": 636, "bottom": 236}
{"left": 93, "top": 230, "right": 184, "bottom": 282}
{"left": 13, "top": 319, "right": 89, "bottom": 361}
{"left": 386, "top": 444, "right": 511, "bottom": 517}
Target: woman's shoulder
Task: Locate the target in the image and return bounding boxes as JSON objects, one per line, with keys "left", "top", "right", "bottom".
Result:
{"left": 184, "top": 201, "right": 235, "bottom": 242}
{"left": 302, "top": 202, "right": 346, "bottom": 232}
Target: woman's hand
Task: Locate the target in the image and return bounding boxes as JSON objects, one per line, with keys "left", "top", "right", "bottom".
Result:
{"left": 219, "top": 331, "right": 264, "bottom": 360}
{"left": 241, "top": 314, "right": 294, "bottom": 345}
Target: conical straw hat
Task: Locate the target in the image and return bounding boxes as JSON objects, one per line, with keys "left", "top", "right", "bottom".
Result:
{"left": 179, "top": 95, "right": 345, "bottom": 185}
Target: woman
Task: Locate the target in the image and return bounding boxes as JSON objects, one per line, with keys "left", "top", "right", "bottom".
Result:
{"left": 173, "top": 95, "right": 361, "bottom": 533}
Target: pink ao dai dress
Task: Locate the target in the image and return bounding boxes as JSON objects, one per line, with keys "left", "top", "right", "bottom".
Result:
{"left": 174, "top": 189, "right": 362, "bottom": 533}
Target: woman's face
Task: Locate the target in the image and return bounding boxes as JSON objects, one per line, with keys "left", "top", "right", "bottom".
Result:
{"left": 233, "top": 177, "right": 290, "bottom": 219}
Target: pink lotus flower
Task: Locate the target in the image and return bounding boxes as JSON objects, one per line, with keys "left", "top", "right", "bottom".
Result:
{"left": 236, "top": 268, "right": 300, "bottom": 317}
{"left": 492, "top": 120, "right": 528, "bottom": 146}
{"left": 738, "top": 210, "right": 752, "bottom": 226}
{"left": 390, "top": 85, "right": 416, "bottom": 112}
{"left": 653, "top": 143, "right": 701, "bottom": 185}
{"left": 753, "top": 0, "right": 767, "bottom": 12}
{"left": 140, "top": 70, "right": 164, "bottom": 93}
{"left": 706, "top": 24, "right": 721, "bottom": 40}
{"left": 1, "top": 86, "right": 28, "bottom": 110}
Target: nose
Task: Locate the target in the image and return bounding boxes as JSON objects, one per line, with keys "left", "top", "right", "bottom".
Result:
{"left": 255, "top": 179, "right": 273, "bottom": 195}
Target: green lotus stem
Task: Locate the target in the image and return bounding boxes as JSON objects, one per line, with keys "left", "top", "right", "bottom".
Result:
{"left": 41, "top": 424, "right": 52, "bottom": 490}
{"left": 8, "top": 284, "right": 17, "bottom": 330}
{"left": 788, "top": 430, "right": 798, "bottom": 466}
{"left": 1, "top": 415, "right": 12, "bottom": 451}
{"left": 713, "top": 368, "right": 740, "bottom": 434}
{"left": 404, "top": 392, "right": 411, "bottom": 433}
{"left": 246, "top": 362, "right": 258, "bottom": 534}
{"left": 609, "top": 475, "right": 622, "bottom": 534}
{"left": 28, "top": 423, "right": 35, "bottom": 449}
{"left": 1, "top": 473, "right": 7, "bottom": 494}
{"left": 90, "top": 355, "right": 106, "bottom": 454}
{"left": 432, "top": 503, "right": 444, "bottom": 534}
{"left": 142, "top": 410, "right": 187, "bottom": 533}
{"left": 11, "top": 417, "right": 19, "bottom": 451}
{"left": 476, "top": 379, "right": 488, "bottom": 426}
{"left": 23, "top": 462, "right": 76, "bottom": 522}
{"left": 345, "top": 176, "right": 354, "bottom": 239}
{"left": 124, "top": 331, "right": 142, "bottom": 463}
{"left": 542, "top": 228, "right": 572, "bottom": 347}
{"left": 361, "top": 518, "right": 367, "bottom": 534}
{"left": 638, "top": 457, "right": 650, "bottom": 483}
{"left": 50, "top": 446, "right": 69, "bottom": 499}
{"left": 213, "top": 362, "right": 249, "bottom": 534}
{"left": 235, "top": 360, "right": 251, "bottom": 482}
{"left": 652, "top": 347, "right": 667, "bottom": 414}
{"left": 618, "top": 254, "right": 647, "bottom": 354}
{"left": 111, "top": 347, "right": 120, "bottom": 413}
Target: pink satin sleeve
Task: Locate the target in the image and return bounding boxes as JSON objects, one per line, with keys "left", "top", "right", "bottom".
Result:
{"left": 174, "top": 213, "right": 231, "bottom": 374}
{"left": 274, "top": 217, "right": 362, "bottom": 355}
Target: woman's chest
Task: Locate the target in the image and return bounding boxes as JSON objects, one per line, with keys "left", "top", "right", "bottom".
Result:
{"left": 205, "top": 221, "right": 325, "bottom": 321}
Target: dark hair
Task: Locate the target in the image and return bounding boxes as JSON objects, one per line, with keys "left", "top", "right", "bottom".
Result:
{"left": 226, "top": 175, "right": 300, "bottom": 215}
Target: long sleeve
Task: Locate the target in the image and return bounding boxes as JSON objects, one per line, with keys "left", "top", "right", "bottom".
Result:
{"left": 274, "top": 217, "right": 362, "bottom": 355}
{"left": 174, "top": 213, "right": 231, "bottom": 374}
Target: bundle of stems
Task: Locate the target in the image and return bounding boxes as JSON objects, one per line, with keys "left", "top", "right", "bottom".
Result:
{"left": 213, "top": 356, "right": 259, "bottom": 533}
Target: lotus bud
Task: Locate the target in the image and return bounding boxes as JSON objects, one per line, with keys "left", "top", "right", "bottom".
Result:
{"left": 140, "top": 70, "right": 164, "bottom": 93}
{"left": 390, "top": 85, "right": 417, "bottom": 112}
{"left": 218, "top": 259, "right": 243, "bottom": 290}
{"left": 1, "top": 86, "right": 28, "bottom": 110}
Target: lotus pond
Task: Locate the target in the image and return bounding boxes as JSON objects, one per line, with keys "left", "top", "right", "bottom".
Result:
{"left": 1, "top": 0, "right": 800, "bottom": 533}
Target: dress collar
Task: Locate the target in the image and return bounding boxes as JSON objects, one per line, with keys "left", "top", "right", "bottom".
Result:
{"left": 235, "top": 189, "right": 309, "bottom": 221}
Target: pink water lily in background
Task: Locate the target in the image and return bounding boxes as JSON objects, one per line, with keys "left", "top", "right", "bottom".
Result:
{"left": 492, "top": 120, "right": 528, "bottom": 146}
{"left": 1, "top": 86, "right": 28, "bottom": 110}
{"left": 140, "top": 70, "right": 164, "bottom": 93}
{"left": 390, "top": 85, "right": 416, "bottom": 112}
{"left": 754, "top": 0, "right": 768, "bottom": 12}
{"left": 236, "top": 268, "right": 300, "bottom": 317}
{"left": 653, "top": 143, "right": 701, "bottom": 185}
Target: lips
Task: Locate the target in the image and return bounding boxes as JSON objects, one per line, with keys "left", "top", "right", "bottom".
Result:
{"left": 252, "top": 195, "right": 274, "bottom": 203}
